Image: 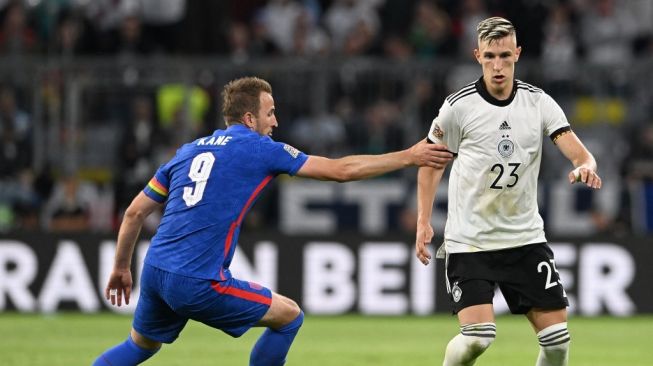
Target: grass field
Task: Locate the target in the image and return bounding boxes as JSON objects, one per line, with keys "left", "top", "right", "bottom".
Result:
{"left": 1, "top": 313, "right": 652, "bottom": 365}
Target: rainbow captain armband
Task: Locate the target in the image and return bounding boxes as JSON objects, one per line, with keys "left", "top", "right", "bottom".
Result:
{"left": 144, "top": 177, "right": 169, "bottom": 203}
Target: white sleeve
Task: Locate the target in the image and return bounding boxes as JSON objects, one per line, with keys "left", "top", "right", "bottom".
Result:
{"left": 540, "top": 93, "right": 571, "bottom": 142}
{"left": 426, "top": 100, "right": 461, "bottom": 154}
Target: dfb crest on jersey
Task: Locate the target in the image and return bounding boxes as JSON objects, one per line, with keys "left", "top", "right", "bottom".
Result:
{"left": 452, "top": 282, "right": 462, "bottom": 303}
{"left": 498, "top": 139, "right": 514, "bottom": 157}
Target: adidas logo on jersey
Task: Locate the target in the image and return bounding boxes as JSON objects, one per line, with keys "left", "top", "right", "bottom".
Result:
{"left": 499, "top": 121, "right": 511, "bottom": 130}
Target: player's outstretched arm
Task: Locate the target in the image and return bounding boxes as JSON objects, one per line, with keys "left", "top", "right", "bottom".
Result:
{"left": 106, "top": 192, "right": 161, "bottom": 306}
{"left": 555, "top": 132, "right": 602, "bottom": 189}
{"left": 296, "top": 139, "right": 453, "bottom": 182}
{"left": 415, "top": 166, "right": 445, "bottom": 265}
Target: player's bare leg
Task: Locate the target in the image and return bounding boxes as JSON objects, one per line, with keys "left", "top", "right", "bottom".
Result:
{"left": 257, "top": 292, "right": 302, "bottom": 329}
{"left": 443, "top": 304, "right": 496, "bottom": 366}
{"left": 527, "top": 308, "right": 570, "bottom": 366}
{"left": 251, "top": 292, "right": 304, "bottom": 366}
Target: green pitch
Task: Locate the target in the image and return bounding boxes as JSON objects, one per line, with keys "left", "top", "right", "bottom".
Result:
{"left": 1, "top": 313, "right": 651, "bottom": 365}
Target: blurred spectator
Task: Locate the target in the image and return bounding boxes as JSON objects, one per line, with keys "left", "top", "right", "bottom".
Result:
{"left": 291, "top": 7, "right": 330, "bottom": 57}
{"left": 249, "top": 12, "right": 281, "bottom": 57}
{"left": 404, "top": 77, "right": 447, "bottom": 134}
{"left": 378, "top": 0, "right": 416, "bottom": 38}
{"left": 178, "top": 0, "right": 227, "bottom": 54}
{"left": 0, "top": 85, "right": 31, "bottom": 177}
{"left": 499, "top": 0, "right": 547, "bottom": 58}
{"left": 139, "top": 0, "right": 185, "bottom": 53}
{"left": 107, "top": 14, "right": 152, "bottom": 58}
{"left": 409, "top": 0, "right": 455, "bottom": 59}
{"left": 578, "top": 0, "right": 638, "bottom": 66}
{"left": 84, "top": 0, "right": 137, "bottom": 32}
{"left": 0, "top": 0, "right": 38, "bottom": 55}
{"left": 290, "top": 111, "right": 347, "bottom": 156}
{"left": 342, "top": 17, "right": 379, "bottom": 56}
{"left": 614, "top": 123, "right": 653, "bottom": 233}
{"left": 228, "top": 0, "right": 267, "bottom": 24}
{"left": 623, "top": 124, "right": 653, "bottom": 182}
{"left": 347, "top": 100, "right": 404, "bottom": 156}
{"left": 8, "top": 169, "right": 40, "bottom": 230}
{"left": 42, "top": 174, "right": 97, "bottom": 232}
{"left": 114, "top": 95, "right": 164, "bottom": 215}
{"left": 50, "top": 7, "right": 89, "bottom": 58}
{"left": 227, "top": 21, "right": 251, "bottom": 63}
{"left": 226, "top": 18, "right": 282, "bottom": 62}
{"left": 32, "top": 0, "right": 74, "bottom": 46}
{"left": 83, "top": 0, "right": 138, "bottom": 53}
{"left": 156, "top": 83, "right": 210, "bottom": 147}
{"left": 541, "top": 1, "right": 579, "bottom": 96}
{"left": 260, "top": 0, "right": 303, "bottom": 54}
{"left": 452, "top": 0, "right": 488, "bottom": 59}
{"left": 324, "top": 0, "right": 380, "bottom": 55}
{"left": 382, "top": 34, "right": 413, "bottom": 61}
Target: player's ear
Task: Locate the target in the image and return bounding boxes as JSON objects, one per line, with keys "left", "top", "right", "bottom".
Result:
{"left": 244, "top": 112, "right": 254, "bottom": 129}
{"left": 473, "top": 48, "right": 481, "bottom": 64}
{"left": 515, "top": 46, "right": 522, "bottom": 62}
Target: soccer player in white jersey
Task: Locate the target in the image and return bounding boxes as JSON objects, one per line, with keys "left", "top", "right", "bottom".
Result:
{"left": 415, "top": 17, "right": 602, "bottom": 366}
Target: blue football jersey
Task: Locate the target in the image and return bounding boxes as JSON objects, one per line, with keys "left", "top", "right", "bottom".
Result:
{"left": 142, "top": 124, "right": 308, "bottom": 280}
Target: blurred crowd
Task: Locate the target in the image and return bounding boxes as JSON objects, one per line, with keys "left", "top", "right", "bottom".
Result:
{"left": 0, "top": 0, "right": 651, "bottom": 61}
{"left": 1, "top": 0, "right": 653, "bottom": 235}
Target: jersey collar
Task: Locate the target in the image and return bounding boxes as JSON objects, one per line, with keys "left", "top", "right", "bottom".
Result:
{"left": 225, "top": 124, "right": 251, "bottom": 134}
{"left": 475, "top": 76, "right": 517, "bottom": 107}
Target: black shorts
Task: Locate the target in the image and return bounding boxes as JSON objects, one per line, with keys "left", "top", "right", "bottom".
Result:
{"left": 445, "top": 243, "right": 569, "bottom": 314}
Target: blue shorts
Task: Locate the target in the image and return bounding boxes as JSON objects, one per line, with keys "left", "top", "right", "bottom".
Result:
{"left": 133, "top": 263, "right": 272, "bottom": 343}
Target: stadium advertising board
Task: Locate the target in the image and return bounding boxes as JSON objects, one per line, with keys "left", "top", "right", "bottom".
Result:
{"left": 0, "top": 232, "right": 651, "bottom": 315}
{"left": 278, "top": 179, "right": 628, "bottom": 236}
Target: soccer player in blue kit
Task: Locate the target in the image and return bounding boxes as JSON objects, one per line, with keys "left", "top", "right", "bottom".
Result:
{"left": 92, "top": 76, "right": 453, "bottom": 365}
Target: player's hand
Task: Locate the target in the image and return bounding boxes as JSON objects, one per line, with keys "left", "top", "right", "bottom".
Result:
{"left": 569, "top": 167, "right": 602, "bottom": 189}
{"left": 409, "top": 139, "right": 453, "bottom": 169}
{"left": 416, "top": 221, "right": 434, "bottom": 265}
{"left": 105, "top": 268, "right": 133, "bottom": 306}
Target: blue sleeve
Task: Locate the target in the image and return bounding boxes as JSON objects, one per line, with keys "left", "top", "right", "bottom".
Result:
{"left": 260, "top": 138, "right": 308, "bottom": 176}
{"left": 143, "top": 162, "right": 172, "bottom": 203}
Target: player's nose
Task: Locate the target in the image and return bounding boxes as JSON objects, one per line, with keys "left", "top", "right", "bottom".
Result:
{"left": 493, "top": 58, "right": 502, "bottom": 70}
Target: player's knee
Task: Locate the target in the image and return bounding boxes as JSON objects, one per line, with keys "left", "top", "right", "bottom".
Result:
{"left": 470, "top": 334, "right": 495, "bottom": 353}
{"left": 443, "top": 323, "right": 496, "bottom": 366}
{"left": 131, "top": 329, "right": 162, "bottom": 351}
{"left": 290, "top": 310, "right": 304, "bottom": 329}
{"left": 282, "top": 297, "right": 302, "bottom": 322}
{"left": 461, "top": 322, "right": 496, "bottom": 354}
{"left": 277, "top": 310, "right": 304, "bottom": 335}
{"left": 537, "top": 322, "right": 570, "bottom": 362}
{"left": 272, "top": 295, "right": 303, "bottom": 331}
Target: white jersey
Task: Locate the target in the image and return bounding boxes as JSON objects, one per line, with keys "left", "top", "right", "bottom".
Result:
{"left": 427, "top": 77, "right": 570, "bottom": 254}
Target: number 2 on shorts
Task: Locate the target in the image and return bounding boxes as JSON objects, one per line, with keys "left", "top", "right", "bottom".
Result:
{"left": 537, "top": 259, "right": 561, "bottom": 289}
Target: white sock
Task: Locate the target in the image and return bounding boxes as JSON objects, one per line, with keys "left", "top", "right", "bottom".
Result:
{"left": 536, "top": 322, "right": 570, "bottom": 366}
{"left": 443, "top": 323, "right": 496, "bottom": 366}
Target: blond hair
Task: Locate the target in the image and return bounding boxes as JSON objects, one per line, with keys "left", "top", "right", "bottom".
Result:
{"left": 477, "top": 17, "right": 516, "bottom": 44}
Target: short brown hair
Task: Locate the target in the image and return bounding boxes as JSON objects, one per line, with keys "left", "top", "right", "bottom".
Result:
{"left": 221, "top": 77, "right": 272, "bottom": 126}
